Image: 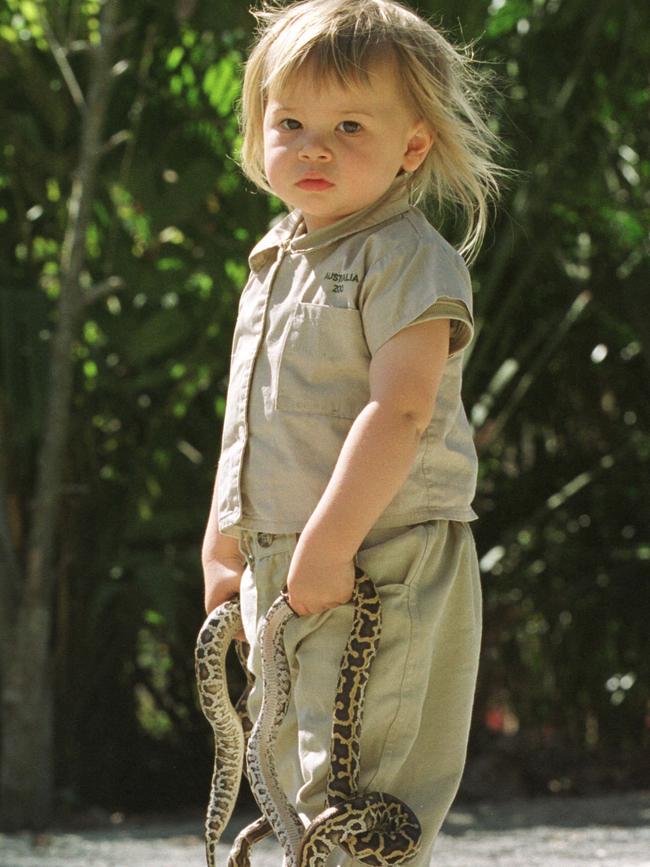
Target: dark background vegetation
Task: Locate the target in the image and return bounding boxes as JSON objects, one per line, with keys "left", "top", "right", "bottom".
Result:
{"left": 0, "top": 0, "right": 648, "bottom": 825}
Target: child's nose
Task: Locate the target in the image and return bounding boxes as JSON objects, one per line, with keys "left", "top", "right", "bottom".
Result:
{"left": 298, "top": 133, "right": 332, "bottom": 161}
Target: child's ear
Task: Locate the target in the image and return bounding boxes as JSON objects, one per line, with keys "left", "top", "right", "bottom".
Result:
{"left": 402, "top": 124, "right": 435, "bottom": 172}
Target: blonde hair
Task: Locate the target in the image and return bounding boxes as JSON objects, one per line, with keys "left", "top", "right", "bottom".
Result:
{"left": 240, "top": 0, "right": 516, "bottom": 265}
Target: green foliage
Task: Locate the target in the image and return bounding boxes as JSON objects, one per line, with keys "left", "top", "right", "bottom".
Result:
{"left": 0, "top": 0, "right": 648, "bottom": 811}
{"left": 203, "top": 52, "right": 242, "bottom": 117}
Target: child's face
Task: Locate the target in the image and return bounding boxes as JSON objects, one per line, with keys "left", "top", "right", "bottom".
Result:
{"left": 263, "top": 57, "right": 433, "bottom": 232}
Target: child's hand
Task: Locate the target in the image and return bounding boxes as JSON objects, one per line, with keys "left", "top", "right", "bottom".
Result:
{"left": 203, "top": 556, "right": 246, "bottom": 640}
{"left": 285, "top": 544, "right": 355, "bottom": 616}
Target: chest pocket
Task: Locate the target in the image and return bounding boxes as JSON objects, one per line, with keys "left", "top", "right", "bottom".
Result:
{"left": 275, "top": 302, "right": 371, "bottom": 420}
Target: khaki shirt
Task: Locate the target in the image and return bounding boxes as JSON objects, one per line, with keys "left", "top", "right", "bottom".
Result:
{"left": 217, "top": 175, "right": 478, "bottom": 539}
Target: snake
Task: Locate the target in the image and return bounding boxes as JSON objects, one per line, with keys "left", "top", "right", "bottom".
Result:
{"left": 195, "top": 597, "right": 272, "bottom": 866}
{"left": 195, "top": 565, "right": 422, "bottom": 866}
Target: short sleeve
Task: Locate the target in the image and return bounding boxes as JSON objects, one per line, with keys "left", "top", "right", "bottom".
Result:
{"left": 407, "top": 299, "right": 473, "bottom": 356}
{"left": 359, "top": 235, "right": 474, "bottom": 358}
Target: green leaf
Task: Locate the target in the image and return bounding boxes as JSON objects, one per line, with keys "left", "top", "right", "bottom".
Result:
{"left": 166, "top": 46, "right": 184, "bottom": 70}
{"left": 203, "top": 54, "right": 241, "bottom": 117}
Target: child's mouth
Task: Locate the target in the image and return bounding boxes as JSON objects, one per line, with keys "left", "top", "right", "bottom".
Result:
{"left": 296, "top": 178, "right": 334, "bottom": 191}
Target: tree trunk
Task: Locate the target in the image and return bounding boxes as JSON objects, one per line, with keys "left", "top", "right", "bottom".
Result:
{"left": 0, "top": 0, "right": 122, "bottom": 829}
{"left": 0, "top": 606, "right": 54, "bottom": 829}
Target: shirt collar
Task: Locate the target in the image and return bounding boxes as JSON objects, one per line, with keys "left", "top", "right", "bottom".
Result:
{"left": 248, "top": 173, "right": 411, "bottom": 271}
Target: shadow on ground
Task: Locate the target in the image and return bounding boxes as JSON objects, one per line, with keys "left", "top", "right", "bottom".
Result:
{"left": 1, "top": 791, "right": 649, "bottom": 867}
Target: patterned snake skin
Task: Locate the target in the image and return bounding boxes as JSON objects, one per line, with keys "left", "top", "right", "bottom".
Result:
{"left": 195, "top": 597, "right": 271, "bottom": 866}
{"left": 195, "top": 565, "right": 422, "bottom": 866}
{"left": 299, "top": 567, "right": 422, "bottom": 866}
{"left": 242, "top": 592, "right": 306, "bottom": 864}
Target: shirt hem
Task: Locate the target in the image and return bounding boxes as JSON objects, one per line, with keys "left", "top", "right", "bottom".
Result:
{"left": 218, "top": 505, "right": 478, "bottom": 537}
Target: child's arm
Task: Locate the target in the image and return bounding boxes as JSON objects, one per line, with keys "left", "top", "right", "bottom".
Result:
{"left": 202, "top": 468, "right": 246, "bottom": 618}
{"left": 287, "top": 317, "right": 450, "bottom": 615}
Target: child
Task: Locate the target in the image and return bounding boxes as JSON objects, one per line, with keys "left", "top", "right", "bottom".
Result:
{"left": 202, "top": 0, "right": 510, "bottom": 863}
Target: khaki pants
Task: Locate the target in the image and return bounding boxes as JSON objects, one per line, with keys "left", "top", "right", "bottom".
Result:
{"left": 238, "top": 520, "right": 482, "bottom": 866}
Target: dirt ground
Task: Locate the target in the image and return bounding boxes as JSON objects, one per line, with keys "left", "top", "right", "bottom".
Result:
{"left": 1, "top": 791, "right": 649, "bottom": 867}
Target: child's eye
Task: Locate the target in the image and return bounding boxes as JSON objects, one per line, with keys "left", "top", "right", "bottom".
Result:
{"left": 337, "top": 120, "right": 362, "bottom": 135}
{"left": 280, "top": 118, "right": 301, "bottom": 130}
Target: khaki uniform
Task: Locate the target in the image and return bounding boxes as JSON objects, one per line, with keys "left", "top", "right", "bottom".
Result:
{"left": 215, "top": 175, "right": 483, "bottom": 864}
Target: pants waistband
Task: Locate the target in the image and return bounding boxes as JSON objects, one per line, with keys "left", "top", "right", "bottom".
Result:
{"left": 238, "top": 529, "right": 300, "bottom": 565}
{"left": 237, "top": 522, "right": 433, "bottom": 568}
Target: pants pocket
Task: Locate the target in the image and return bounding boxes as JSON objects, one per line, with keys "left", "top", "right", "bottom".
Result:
{"left": 354, "top": 521, "right": 431, "bottom": 589}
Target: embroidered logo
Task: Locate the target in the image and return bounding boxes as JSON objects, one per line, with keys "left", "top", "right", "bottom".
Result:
{"left": 324, "top": 271, "right": 360, "bottom": 294}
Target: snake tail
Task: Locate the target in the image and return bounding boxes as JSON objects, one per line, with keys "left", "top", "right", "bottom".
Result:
{"left": 227, "top": 814, "right": 273, "bottom": 867}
